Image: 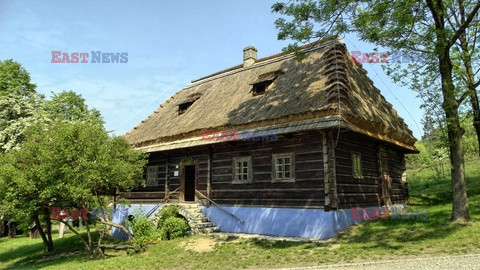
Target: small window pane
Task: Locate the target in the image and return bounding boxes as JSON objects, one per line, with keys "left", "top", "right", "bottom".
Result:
{"left": 277, "top": 158, "right": 283, "bottom": 165}
{"left": 285, "top": 171, "right": 290, "bottom": 178}
{"left": 243, "top": 161, "right": 248, "bottom": 167}
{"left": 277, "top": 172, "right": 283, "bottom": 178}
{"left": 284, "top": 158, "right": 290, "bottom": 164}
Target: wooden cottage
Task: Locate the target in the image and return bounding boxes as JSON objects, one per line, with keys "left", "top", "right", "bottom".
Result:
{"left": 119, "top": 38, "right": 417, "bottom": 238}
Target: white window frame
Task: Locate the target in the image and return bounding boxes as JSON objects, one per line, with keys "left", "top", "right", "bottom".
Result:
{"left": 352, "top": 152, "right": 363, "bottom": 179}
{"left": 146, "top": 165, "right": 159, "bottom": 187}
{"left": 232, "top": 156, "right": 252, "bottom": 183}
{"left": 272, "top": 153, "right": 295, "bottom": 182}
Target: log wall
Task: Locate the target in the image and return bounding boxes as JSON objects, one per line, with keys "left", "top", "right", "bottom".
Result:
{"left": 210, "top": 132, "right": 325, "bottom": 208}
{"left": 120, "top": 131, "right": 409, "bottom": 209}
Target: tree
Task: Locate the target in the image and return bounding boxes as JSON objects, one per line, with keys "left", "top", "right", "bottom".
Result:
{"left": 0, "top": 59, "right": 36, "bottom": 98}
{"left": 0, "top": 59, "right": 44, "bottom": 152}
{"left": 0, "top": 120, "right": 147, "bottom": 253}
{"left": 0, "top": 94, "right": 46, "bottom": 151}
{"left": 272, "top": 0, "right": 480, "bottom": 221}
{"left": 44, "top": 90, "right": 103, "bottom": 125}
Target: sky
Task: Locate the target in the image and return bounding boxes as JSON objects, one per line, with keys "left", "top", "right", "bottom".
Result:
{"left": 0, "top": 0, "right": 424, "bottom": 138}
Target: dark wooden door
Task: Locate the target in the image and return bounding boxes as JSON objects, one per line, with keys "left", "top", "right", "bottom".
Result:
{"left": 184, "top": 165, "right": 196, "bottom": 201}
{"left": 378, "top": 147, "right": 392, "bottom": 207}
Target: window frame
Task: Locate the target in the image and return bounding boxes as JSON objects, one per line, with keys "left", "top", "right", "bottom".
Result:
{"left": 351, "top": 151, "right": 363, "bottom": 179}
{"left": 146, "top": 165, "right": 159, "bottom": 187}
{"left": 272, "top": 153, "right": 295, "bottom": 182}
{"left": 232, "top": 156, "right": 252, "bottom": 184}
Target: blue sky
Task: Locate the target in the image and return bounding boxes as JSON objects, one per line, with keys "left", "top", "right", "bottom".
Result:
{"left": 0, "top": 0, "right": 423, "bottom": 138}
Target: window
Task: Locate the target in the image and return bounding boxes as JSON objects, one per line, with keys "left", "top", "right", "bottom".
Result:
{"left": 249, "top": 69, "right": 284, "bottom": 96}
{"left": 352, "top": 152, "right": 363, "bottom": 179}
{"left": 251, "top": 81, "right": 272, "bottom": 96}
{"left": 273, "top": 153, "right": 294, "bottom": 182}
{"left": 178, "top": 94, "right": 202, "bottom": 115}
{"left": 178, "top": 101, "right": 194, "bottom": 115}
{"left": 233, "top": 156, "right": 252, "bottom": 183}
{"left": 146, "top": 166, "right": 159, "bottom": 186}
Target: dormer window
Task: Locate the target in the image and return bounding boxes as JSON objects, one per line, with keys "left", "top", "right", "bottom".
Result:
{"left": 178, "top": 101, "right": 194, "bottom": 115}
{"left": 250, "top": 69, "right": 284, "bottom": 96}
{"left": 252, "top": 81, "right": 272, "bottom": 96}
{"left": 177, "top": 93, "right": 202, "bottom": 115}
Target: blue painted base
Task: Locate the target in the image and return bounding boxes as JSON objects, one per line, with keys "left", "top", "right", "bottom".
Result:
{"left": 111, "top": 204, "right": 162, "bottom": 240}
{"left": 201, "top": 206, "right": 371, "bottom": 239}
{"left": 111, "top": 204, "right": 389, "bottom": 240}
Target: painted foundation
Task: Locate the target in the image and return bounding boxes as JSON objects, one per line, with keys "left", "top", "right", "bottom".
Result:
{"left": 111, "top": 204, "right": 391, "bottom": 240}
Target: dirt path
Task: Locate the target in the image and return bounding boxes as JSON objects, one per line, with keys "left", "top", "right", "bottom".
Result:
{"left": 278, "top": 253, "right": 480, "bottom": 270}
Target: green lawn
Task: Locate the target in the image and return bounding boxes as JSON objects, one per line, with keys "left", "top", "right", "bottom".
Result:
{"left": 1, "top": 159, "right": 479, "bottom": 269}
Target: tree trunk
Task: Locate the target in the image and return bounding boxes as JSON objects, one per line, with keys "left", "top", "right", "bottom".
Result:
{"left": 427, "top": 0, "right": 470, "bottom": 222}
{"left": 445, "top": 108, "right": 469, "bottom": 221}
{"left": 84, "top": 219, "right": 94, "bottom": 256}
{"left": 43, "top": 208, "right": 53, "bottom": 245}
{"left": 459, "top": 32, "right": 480, "bottom": 156}
{"left": 469, "top": 88, "right": 480, "bottom": 156}
{"left": 439, "top": 45, "right": 469, "bottom": 222}
{"left": 33, "top": 214, "right": 54, "bottom": 252}
{"left": 7, "top": 220, "right": 16, "bottom": 238}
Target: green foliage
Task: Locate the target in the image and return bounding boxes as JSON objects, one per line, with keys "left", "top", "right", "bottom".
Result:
{"left": 157, "top": 205, "right": 179, "bottom": 229}
{"left": 0, "top": 59, "right": 46, "bottom": 152}
{"left": 0, "top": 120, "right": 147, "bottom": 252}
{"left": 44, "top": 90, "right": 103, "bottom": 125}
{"left": 160, "top": 216, "right": 189, "bottom": 240}
{"left": 408, "top": 115, "right": 479, "bottom": 171}
{"left": 0, "top": 59, "right": 36, "bottom": 98}
{"left": 156, "top": 205, "right": 189, "bottom": 240}
{"left": 125, "top": 211, "right": 161, "bottom": 248}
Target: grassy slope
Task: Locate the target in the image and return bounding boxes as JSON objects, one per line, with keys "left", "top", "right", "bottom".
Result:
{"left": 0, "top": 159, "right": 479, "bottom": 269}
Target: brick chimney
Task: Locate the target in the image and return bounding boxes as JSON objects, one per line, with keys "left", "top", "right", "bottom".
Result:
{"left": 243, "top": 46, "right": 257, "bottom": 68}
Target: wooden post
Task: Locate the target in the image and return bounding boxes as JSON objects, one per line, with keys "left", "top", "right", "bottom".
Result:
{"left": 378, "top": 145, "right": 392, "bottom": 207}
{"left": 207, "top": 146, "right": 212, "bottom": 202}
{"left": 327, "top": 131, "right": 338, "bottom": 209}
{"left": 323, "top": 131, "right": 338, "bottom": 210}
{"left": 165, "top": 154, "right": 170, "bottom": 201}
{"left": 322, "top": 132, "right": 330, "bottom": 209}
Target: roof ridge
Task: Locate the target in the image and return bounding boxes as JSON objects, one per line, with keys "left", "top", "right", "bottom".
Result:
{"left": 188, "top": 37, "right": 342, "bottom": 87}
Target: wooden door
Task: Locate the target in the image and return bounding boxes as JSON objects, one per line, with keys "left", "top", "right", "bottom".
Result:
{"left": 183, "top": 165, "right": 196, "bottom": 202}
{"left": 378, "top": 146, "right": 392, "bottom": 207}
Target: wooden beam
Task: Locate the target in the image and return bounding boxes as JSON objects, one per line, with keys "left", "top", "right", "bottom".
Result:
{"left": 207, "top": 146, "right": 212, "bottom": 200}
{"left": 327, "top": 131, "right": 338, "bottom": 209}
{"left": 322, "top": 131, "right": 330, "bottom": 209}
{"left": 165, "top": 154, "right": 170, "bottom": 201}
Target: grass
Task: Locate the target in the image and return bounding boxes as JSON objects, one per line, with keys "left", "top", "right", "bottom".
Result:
{"left": 0, "top": 159, "right": 479, "bottom": 269}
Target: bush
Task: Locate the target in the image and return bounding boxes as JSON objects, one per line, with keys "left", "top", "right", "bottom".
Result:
{"left": 157, "top": 205, "right": 179, "bottom": 228}
{"left": 125, "top": 212, "right": 161, "bottom": 247}
{"left": 160, "top": 216, "right": 189, "bottom": 240}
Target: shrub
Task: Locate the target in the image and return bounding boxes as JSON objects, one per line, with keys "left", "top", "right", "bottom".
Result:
{"left": 160, "top": 216, "right": 189, "bottom": 240}
{"left": 157, "top": 205, "right": 179, "bottom": 228}
{"left": 125, "top": 211, "right": 161, "bottom": 247}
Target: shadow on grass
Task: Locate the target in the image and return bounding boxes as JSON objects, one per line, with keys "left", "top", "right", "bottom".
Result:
{"left": 1, "top": 231, "right": 98, "bottom": 269}
{"left": 249, "top": 239, "right": 315, "bottom": 250}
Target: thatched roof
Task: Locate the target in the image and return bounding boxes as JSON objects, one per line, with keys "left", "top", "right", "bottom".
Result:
{"left": 125, "top": 38, "right": 417, "bottom": 152}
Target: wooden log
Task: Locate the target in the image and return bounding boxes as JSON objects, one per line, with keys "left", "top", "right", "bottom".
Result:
{"left": 99, "top": 244, "right": 140, "bottom": 252}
